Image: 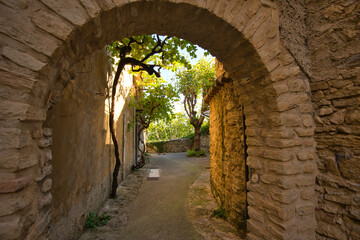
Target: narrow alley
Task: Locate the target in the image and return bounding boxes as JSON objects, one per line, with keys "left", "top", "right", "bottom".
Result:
{"left": 79, "top": 153, "right": 241, "bottom": 240}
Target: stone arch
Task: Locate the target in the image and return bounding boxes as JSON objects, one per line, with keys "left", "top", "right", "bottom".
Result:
{"left": 0, "top": 0, "right": 317, "bottom": 239}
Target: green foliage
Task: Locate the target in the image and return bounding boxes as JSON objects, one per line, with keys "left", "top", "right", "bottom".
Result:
{"left": 85, "top": 211, "right": 111, "bottom": 230}
{"left": 211, "top": 206, "right": 227, "bottom": 220}
{"left": 147, "top": 140, "right": 166, "bottom": 153}
{"left": 147, "top": 112, "right": 193, "bottom": 141}
{"left": 200, "top": 121, "right": 210, "bottom": 135}
{"left": 175, "top": 58, "right": 215, "bottom": 151}
{"left": 106, "top": 35, "right": 201, "bottom": 72}
{"left": 130, "top": 72, "right": 178, "bottom": 127}
{"left": 187, "top": 148, "right": 206, "bottom": 157}
{"left": 175, "top": 58, "right": 215, "bottom": 97}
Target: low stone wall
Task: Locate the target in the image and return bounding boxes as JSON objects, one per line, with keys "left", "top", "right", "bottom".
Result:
{"left": 147, "top": 138, "right": 192, "bottom": 153}
{"left": 147, "top": 134, "right": 210, "bottom": 153}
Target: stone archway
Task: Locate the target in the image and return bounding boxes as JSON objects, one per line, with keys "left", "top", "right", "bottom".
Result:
{"left": 0, "top": 1, "right": 317, "bottom": 239}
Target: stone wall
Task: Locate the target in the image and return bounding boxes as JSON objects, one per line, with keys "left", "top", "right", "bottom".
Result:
{"left": 2, "top": 0, "right": 354, "bottom": 239}
{"left": 307, "top": 1, "right": 360, "bottom": 239}
{"left": 44, "top": 49, "right": 136, "bottom": 240}
{"left": 147, "top": 134, "right": 210, "bottom": 153}
{"left": 209, "top": 81, "right": 247, "bottom": 235}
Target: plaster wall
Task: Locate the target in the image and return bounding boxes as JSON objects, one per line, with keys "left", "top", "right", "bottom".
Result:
{"left": 45, "top": 49, "right": 136, "bottom": 240}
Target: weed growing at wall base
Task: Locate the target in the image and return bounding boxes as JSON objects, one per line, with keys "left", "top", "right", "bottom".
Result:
{"left": 187, "top": 149, "right": 206, "bottom": 157}
{"left": 85, "top": 211, "right": 111, "bottom": 230}
{"left": 211, "top": 206, "right": 226, "bottom": 220}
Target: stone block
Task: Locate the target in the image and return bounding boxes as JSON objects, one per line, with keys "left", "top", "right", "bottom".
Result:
{"left": 276, "top": 204, "right": 295, "bottom": 221}
{"left": 320, "top": 201, "right": 340, "bottom": 214}
{"left": 325, "top": 193, "right": 351, "bottom": 205}
{"left": 269, "top": 161, "right": 301, "bottom": 175}
{"left": 266, "top": 138, "right": 302, "bottom": 148}
{"left": 43, "top": 128, "right": 53, "bottom": 137}
{"left": 301, "top": 189, "right": 315, "bottom": 200}
{"left": 302, "top": 114, "right": 314, "bottom": 128}
{"left": 296, "top": 204, "right": 314, "bottom": 216}
{"left": 348, "top": 206, "right": 360, "bottom": 220}
{"left": 271, "top": 65, "right": 301, "bottom": 82}
{"left": 40, "top": 0, "right": 90, "bottom": 26}
{"left": 0, "top": 215, "right": 23, "bottom": 240}
{"left": 94, "top": 0, "right": 115, "bottom": 11}
{"left": 247, "top": 219, "right": 265, "bottom": 239}
{"left": 277, "top": 92, "right": 309, "bottom": 112}
{"left": 317, "top": 222, "right": 347, "bottom": 240}
{"left": 31, "top": 129, "right": 44, "bottom": 139}
{"left": 0, "top": 128, "right": 21, "bottom": 150}
{"left": 270, "top": 188, "right": 298, "bottom": 204}
{"left": 25, "top": 210, "right": 51, "bottom": 240}
{"left": 39, "top": 149, "right": 52, "bottom": 167}
{"left": 38, "top": 193, "right": 52, "bottom": 209}
{"left": 260, "top": 174, "right": 294, "bottom": 189}
{"left": 30, "top": 9, "right": 73, "bottom": 40}
{"left": 287, "top": 77, "right": 305, "bottom": 92}
{"left": 302, "top": 162, "right": 317, "bottom": 173}
{"left": 0, "top": 101, "right": 28, "bottom": 120}
{"left": 319, "top": 106, "right": 334, "bottom": 116}
{"left": 311, "top": 81, "right": 329, "bottom": 91}
{"left": 256, "top": 148, "right": 293, "bottom": 161}
{"left": 38, "top": 137, "right": 53, "bottom": 148}
{"left": 41, "top": 179, "right": 52, "bottom": 193}
{"left": 299, "top": 103, "right": 314, "bottom": 114}
{"left": 295, "top": 175, "right": 315, "bottom": 187}
{"left": 294, "top": 127, "right": 314, "bottom": 137}
{"left": 36, "top": 164, "right": 53, "bottom": 182}
{"left": 0, "top": 175, "right": 32, "bottom": 193}
{"left": 345, "top": 110, "right": 360, "bottom": 124}
{"left": 273, "top": 81, "right": 289, "bottom": 95}
{"left": 0, "top": 185, "right": 34, "bottom": 216}
{"left": 79, "top": 0, "right": 101, "bottom": 18}
{"left": 329, "top": 109, "right": 346, "bottom": 124}
{"left": 1, "top": 46, "right": 45, "bottom": 72}
{"left": 248, "top": 206, "right": 265, "bottom": 223}
{"left": 297, "top": 150, "right": 314, "bottom": 161}
{"left": 247, "top": 156, "right": 263, "bottom": 169}
{"left": 323, "top": 156, "right": 340, "bottom": 175}
{"left": 0, "top": 69, "right": 36, "bottom": 93}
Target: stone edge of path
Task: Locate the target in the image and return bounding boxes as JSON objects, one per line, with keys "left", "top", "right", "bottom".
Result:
{"left": 186, "top": 170, "right": 244, "bottom": 240}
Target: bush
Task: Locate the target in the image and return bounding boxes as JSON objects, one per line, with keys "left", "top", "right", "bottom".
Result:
{"left": 85, "top": 211, "right": 111, "bottom": 230}
{"left": 147, "top": 140, "right": 166, "bottom": 153}
{"left": 187, "top": 148, "right": 206, "bottom": 157}
{"left": 211, "top": 206, "right": 226, "bottom": 220}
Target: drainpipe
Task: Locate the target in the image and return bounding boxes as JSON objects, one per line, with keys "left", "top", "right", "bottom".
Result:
{"left": 242, "top": 105, "right": 249, "bottom": 220}
{"left": 134, "top": 107, "right": 138, "bottom": 166}
{"left": 122, "top": 112, "right": 126, "bottom": 180}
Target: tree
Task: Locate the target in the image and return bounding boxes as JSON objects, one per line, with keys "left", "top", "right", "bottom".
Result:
{"left": 175, "top": 58, "right": 215, "bottom": 151}
{"left": 130, "top": 72, "right": 177, "bottom": 165}
{"left": 106, "top": 35, "right": 197, "bottom": 198}
{"left": 147, "top": 113, "right": 193, "bottom": 141}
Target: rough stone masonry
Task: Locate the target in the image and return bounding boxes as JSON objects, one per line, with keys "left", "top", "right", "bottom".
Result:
{"left": 0, "top": 0, "right": 359, "bottom": 240}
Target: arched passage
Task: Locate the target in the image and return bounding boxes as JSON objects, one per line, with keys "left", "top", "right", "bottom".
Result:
{"left": 0, "top": 1, "right": 317, "bottom": 239}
